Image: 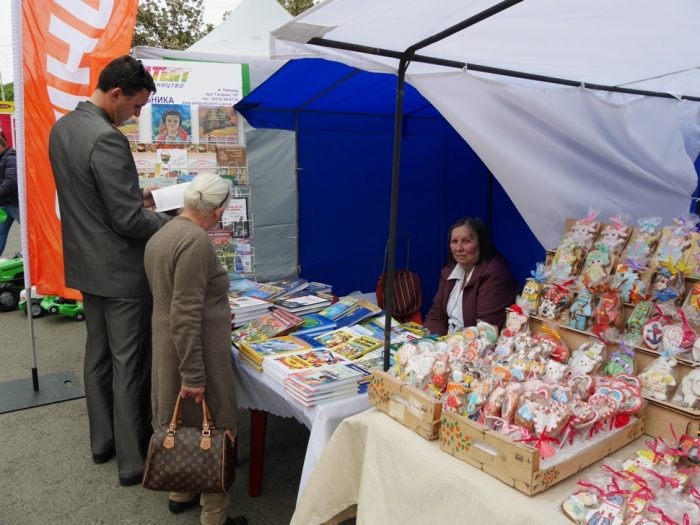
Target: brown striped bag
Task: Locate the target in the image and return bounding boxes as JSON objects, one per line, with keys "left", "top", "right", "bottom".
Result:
{"left": 142, "top": 394, "right": 236, "bottom": 493}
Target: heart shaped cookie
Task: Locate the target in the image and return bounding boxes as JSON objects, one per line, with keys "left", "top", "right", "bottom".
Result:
{"left": 534, "top": 400, "right": 569, "bottom": 436}
{"left": 588, "top": 393, "right": 619, "bottom": 421}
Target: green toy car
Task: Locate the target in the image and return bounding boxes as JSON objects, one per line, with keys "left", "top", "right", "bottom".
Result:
{"left": 40, "top": 296, "right": 85, "bottom": 321}
{"left": 19, "top": 286, "right": 46, "bottom": 318}
{"left": 0, "top": 253, "right": 25, "bottom": 312}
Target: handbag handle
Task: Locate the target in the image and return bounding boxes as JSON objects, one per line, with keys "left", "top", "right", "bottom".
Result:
{"left": 163, "top": 394, "right": 215, "bottom": 450}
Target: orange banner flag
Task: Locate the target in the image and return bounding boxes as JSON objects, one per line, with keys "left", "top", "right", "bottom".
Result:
{"left": 22, "top": 0, "right": 139, "bottom": 299}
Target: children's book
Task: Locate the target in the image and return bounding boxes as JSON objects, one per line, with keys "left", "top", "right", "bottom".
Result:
{"left": 265, "top": 278, "right": 309, "bottom": 299}
{"left": 263, "top": 349, "right": 349, "bottom": 385}
{"left": 241, "top": 283, "right": 285, "bottom": 300}
{"left": 290, "top": 313, "right": 337, "bottom": 336}
{"left": 329, "top": 335, "right": 382, "bottom": 360}
{"left": 314, "top": 326, "right": 364, "bottom": 348}
{"left": 333, "top": 299, "right": 383, "bottom": 329}
{"left": 272, "top": 294, "right": 330, "bottom": 310}
{"left": 318, "top": 297, "right": 360, "bottom": 320}
{"left": 355, "top": 349, "right": 395, "bottom": 370}
{"left": 238, "top": 334, "right": 325, "bottom": 367}
{"left": 229, "top": 278, "right": 259, "bottom": 297}
{"left": 285, "top": 362, "right": 366, "bottom": 393}
{"left": 232, "top": 309, "right": 304, "bottom": 344}
{"left": 305, "top": 282, "right": 333, "bottom": 294}
{"left": 229, "top": 296, "right": 271, "bottom": 315}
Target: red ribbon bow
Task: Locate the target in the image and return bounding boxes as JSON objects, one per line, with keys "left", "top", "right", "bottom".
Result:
{"left": 516, "top": 433, "right": 560, "bottom": 454}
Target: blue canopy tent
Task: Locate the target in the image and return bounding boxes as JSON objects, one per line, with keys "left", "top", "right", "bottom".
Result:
{"left": 236, "top": 58, "right": 543, "bottom": 316}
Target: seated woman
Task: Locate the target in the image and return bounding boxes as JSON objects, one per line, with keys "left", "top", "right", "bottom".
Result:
{"left": 156, "top": 109, "right": 189, "bottom": 143}
{"left": 144, "top": 173, "right": 246, "bottom": 525}
{"left": 423, "top": 217, "right": 520, "bottom": 335}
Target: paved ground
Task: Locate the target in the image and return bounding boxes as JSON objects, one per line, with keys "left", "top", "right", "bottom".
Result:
{"left": 0, "top": 225, "right": 346, "bottom": 525}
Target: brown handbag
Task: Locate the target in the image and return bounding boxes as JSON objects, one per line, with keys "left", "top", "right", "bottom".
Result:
{"left": 142, "top": 394, "right": 236, "bottom": 493}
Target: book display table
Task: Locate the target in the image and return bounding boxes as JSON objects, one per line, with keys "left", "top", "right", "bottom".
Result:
{"left": 291, "top": 408, "right": 649, "bottom": 525}
{"left": 230, "top": 351, "right": 371, "bottom": 500}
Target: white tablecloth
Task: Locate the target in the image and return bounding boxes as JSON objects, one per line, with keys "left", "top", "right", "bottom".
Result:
{"left": 291, "top": 408, "right": 648, "bottom": 525}
{"left": 230, "top": 351, "right": 372, "bottom": 502}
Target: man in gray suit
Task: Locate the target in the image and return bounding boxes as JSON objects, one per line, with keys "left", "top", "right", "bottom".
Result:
{"left": 49, "top": 56, "right": 171, "bottom": 486}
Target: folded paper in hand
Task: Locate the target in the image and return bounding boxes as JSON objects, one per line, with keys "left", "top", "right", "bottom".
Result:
{"left": 151, "top": 182, "right": 190, "bottom": 212}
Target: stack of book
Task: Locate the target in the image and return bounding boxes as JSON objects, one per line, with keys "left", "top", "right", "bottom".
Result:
{"left": 271, "top": 294, "right": 332, "bottom": 315}
{"left": 284, "top": 362, "right": 371, "bottom": 407}
{"left": 314, "top": 325, "right": 382, "bottom": 360}
{"left": 263, "top": 348, "right": 349, "bottom": 385}
{"left": 265, "top": 278, "right": 309, "bottom": 300}
{"left": 241, "top": 282, "right": 286, "bottom": 300}
{"left": 318, "top": 297, "right": 382, "bottom": 329}
{"left": 229, "top": 278, "right": 260, "bottom": 298}
{"left": 232, "top": 309, "right": 304, "bottom": 346}
{"left": 229, "top": 296, "right": 272, "bottom": 328}
{"left": 237, "top": 334, "right": 324, "bottom": 371}
{"left": 289, "top": 312, "right": 337, "bottom": 338}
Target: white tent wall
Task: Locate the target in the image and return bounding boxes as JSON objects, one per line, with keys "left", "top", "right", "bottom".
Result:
{"left": 269, "top": 0, "right": 700, "bottom": 252}
{"left": 409, "top": 72, "right": 698, "bottom": 250}
{"left": 133, "top": 0, "right": 299, "bottom": 282}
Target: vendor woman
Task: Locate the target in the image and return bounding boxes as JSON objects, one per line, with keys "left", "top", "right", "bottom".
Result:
{"left": 424, "top": 217, "right": 520, "bottom": 335}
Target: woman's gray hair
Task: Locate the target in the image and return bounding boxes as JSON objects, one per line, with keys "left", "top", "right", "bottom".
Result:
{"left": 183, "top": 173, "right": 232, "bottom": 213}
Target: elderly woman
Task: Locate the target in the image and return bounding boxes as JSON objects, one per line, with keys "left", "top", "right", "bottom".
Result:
{"left": 423, "top": 217, "right": 520, "bottom": 336}
{"left": 144, "top": 173, "right": 246, "bottom": 525}
{"left": 156, "top": 109, "right": 189, "bottom": 143}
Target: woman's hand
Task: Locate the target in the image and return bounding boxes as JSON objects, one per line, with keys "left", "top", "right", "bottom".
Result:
{"left": 181, "top": 385, "right": 205, "bottom": 403}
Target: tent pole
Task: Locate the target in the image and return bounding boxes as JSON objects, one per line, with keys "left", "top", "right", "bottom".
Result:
{"left": 382, "top": 56, "right": 410, "bottom": 371}
{"left": 382, "top": 0, "right": 525, "bottom": 371}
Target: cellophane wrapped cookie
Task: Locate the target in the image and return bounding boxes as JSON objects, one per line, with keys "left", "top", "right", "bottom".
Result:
{"left": 567, "top": 288, "right": 596, "bottom": 332}
{"left": 581, "top": 243, "right": 615, "bottom": 287}
{"left": 651, "top": 215, "right": 699, "bottom": 270}
{"left": 592, "top": 290, "right": 623, "bottom": 338}
{"left": 641, "top": 306, "right": 674, "bottom": 351}
{"left": 671, "top": 367, "right": 700, "bottom": 410}
{"left": 650, "top": 266, "right": 684, "bottom": 307}
{"left": 622, "top": 216, "right": 662, "bottom": 266}
{"left": 611, "top": 263, "right": 649, "bottom": 303}
{"left": 596, "top": 213, "right": 632, "bottom": 256}
{"left": 603, "top": 346, "right": 636, "bottom": 377}
{"left": 622, "top": 300, "right": 653, "bottom": 347}
{"left": 551, "top": 238, "right": 584, "bottom": 281}
{"left": 568, "top": 339, "right": 607, "bottom": 377}
{"left": 538, "top": 282, "right": 575, "bottom": 322}
{"left": 564, "top": 208, "right": 601, "bottom": 251}
{"left": 639, "top": 352, "right": 679, "bottom": 401}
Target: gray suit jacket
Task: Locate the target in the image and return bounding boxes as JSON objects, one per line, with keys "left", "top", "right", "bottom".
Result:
{"left": 49, "top": 101, "right": 171, "bottom": 297}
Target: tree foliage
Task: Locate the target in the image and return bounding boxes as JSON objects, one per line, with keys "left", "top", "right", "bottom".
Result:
{"left": 1, "top": 82, "right": 13, "bottom": 102}
{"left": 132, "top": 0, "right": 214, "bottom": 50}
{"left": 277, "top": 0, "right": 314, "bottom": 16}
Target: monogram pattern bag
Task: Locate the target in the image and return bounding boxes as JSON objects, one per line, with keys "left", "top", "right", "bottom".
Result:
{"left": 142, "top": 394, "right": 236, "bottom": 493}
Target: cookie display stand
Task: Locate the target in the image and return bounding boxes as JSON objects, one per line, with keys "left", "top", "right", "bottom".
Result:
{"left": 368, "top": 369, "right": 442, "bottom": 440}
{"left": 542, "top": 218, "right": 700, "bottom": 441}
{"left": 440, "top": 406, "right": 645, "bottom": 496}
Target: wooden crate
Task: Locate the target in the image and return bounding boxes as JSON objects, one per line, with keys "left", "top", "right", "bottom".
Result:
{"left": 644, "top": 398, "right": 700, "bottom": 441}
{"left": 368, "top": 369, "right": 442, "bottom": 440}
{"left": 440, "top": 409, "right": 646, "bottom": 496}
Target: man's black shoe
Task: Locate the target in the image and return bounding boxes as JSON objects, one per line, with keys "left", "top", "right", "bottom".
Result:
{"left": 168, "top": 495, "right": 201, "bottom": 514}
{"left": 118, "top": 473, "right": 143, "bottom": 487}
{"left": 92, "top": 450, "right": 115, "bottom": 464}
{"left": 225, "top": 516, "right": 248, "bottom": 525}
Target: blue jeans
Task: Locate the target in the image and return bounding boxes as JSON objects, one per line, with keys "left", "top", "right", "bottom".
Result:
{"left": 0, "top": 205, "right": 20, "bottom": 258}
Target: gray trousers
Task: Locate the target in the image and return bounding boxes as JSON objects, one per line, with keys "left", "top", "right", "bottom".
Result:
{"left": 82, "top": 292, "right": 154, "bottom": 479}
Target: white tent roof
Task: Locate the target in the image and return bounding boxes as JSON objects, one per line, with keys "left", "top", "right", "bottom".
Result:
{"left": 269, "top": 0, "right": 700, "bottom": 249}
{"left": 188, "top": 0, "right": 291, "bottom": 57}
{"left": 133, "top": 0, "right": 292, "bottom": 88}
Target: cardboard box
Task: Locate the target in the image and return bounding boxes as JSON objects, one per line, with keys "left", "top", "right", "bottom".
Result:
{"left": 440, "top": 409, "right": 645, "bottom": 496}
{"left": 368, "top": 369, "right": 442, "bottom": 440}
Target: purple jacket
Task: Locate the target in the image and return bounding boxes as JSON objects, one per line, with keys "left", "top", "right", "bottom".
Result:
{"left": 423, "top": 253, "right": 520, "bottom": 336}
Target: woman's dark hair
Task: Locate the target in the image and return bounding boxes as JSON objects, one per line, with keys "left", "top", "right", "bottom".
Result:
{"left": 446, "top": 217, "right": 496, "bottom": 267}
{"left": 96, "top": 56, "right": 156, "bottom": 97}
{"left": 161, "top": 109, "right": 182, "bottom": 125}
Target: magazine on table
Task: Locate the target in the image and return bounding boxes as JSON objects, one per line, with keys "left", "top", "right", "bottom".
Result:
{"left": 238, "top": 334, "right": 325, "bottom": 368}
{"left": 232, "top": 309, "right": 304, "bottom": 344}
{"left": 328, "top": 335, "right": 382, "bottom": 360}
{"left": 285, "top": 362, "right": 367, "bottom": 393}
{"left": 314, "top": 326, "right": 366, "bottom": 348}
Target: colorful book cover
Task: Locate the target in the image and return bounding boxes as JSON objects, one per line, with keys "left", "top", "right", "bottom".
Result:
{"left": 318, "top": 297, "right": 360, "bottom": 320}
{"left": 232, "top": 310, "right": 302, "bottom": 344}
{"left": 314, "top": 327, "right": 363, "bottom": 348}
{"left": 292, "top": 313, "right": 337, "bottom": 332}
{"left": 273, "top": 295, "right": 330, "bottom": 310}
{"left": 286, "top": 363, "right": 364, "bottom": 392}
{"left": 229, "top": 278, "right": 258, "bottom": 295}
{"left": 265, "top": 349, "right": 348, "bottom": 374}
{"left": 334, "top": 303, "right": 382, "bottom": 329}
{"left": 207, "top": 230, "right": 234, "bottom": 274}
{"left": 330, "top": 335, "right": 382, "bottom": 360}
{"left": 241, "top": 283, "right": 284, "bottom": 299}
